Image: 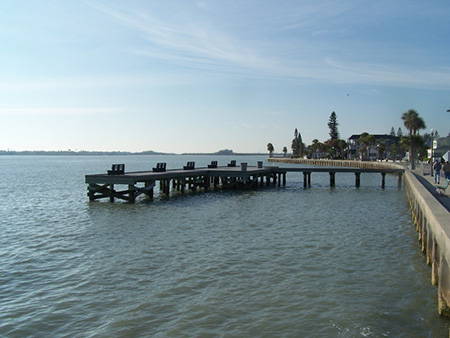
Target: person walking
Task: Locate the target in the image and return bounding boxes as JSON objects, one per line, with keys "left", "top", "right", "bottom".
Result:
{"left": 443, "top": 161, "right": 450, "bottom": 180}
{"left": 433, "top": 160, "right": 442, "bottom": 184}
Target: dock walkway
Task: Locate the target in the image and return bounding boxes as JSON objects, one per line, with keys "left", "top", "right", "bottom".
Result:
{"left": 85, "top": 164, "right": 285, "bottom": 202}
{"left": 85, "top": 160, "right": 404, "bottom": 202}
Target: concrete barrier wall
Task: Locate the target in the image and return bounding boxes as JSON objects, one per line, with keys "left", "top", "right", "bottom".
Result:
{"left": 404, "top": 170, "right": 450, "bottom": 317}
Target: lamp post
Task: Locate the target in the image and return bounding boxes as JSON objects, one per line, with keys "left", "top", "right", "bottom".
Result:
{"left": 430, "top": 129, "right": 434, "bottom": 176}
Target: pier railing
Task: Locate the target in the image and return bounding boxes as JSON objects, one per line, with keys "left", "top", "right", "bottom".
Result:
{"left": 267, "top": 157, "right": 404, "bottom": 170}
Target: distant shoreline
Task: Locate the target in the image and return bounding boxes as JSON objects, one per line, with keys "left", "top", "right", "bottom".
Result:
{"left": 0, "top": 150, "right": 267, "bottom": 156}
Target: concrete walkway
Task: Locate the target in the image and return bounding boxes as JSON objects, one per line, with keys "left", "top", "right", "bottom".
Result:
{"left": 410, "top": 166, "right": 450, "bottom": 212}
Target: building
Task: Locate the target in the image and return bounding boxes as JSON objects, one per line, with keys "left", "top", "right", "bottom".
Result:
{"left": 428, "top": 136, "right": 450, "bottom": 162}
{"left": 347, "top": 134, "right": 400, "bottom": 161}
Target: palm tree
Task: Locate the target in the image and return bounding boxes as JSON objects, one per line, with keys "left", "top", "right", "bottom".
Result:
{"left": 359, "top": 132, "right": 375, "bottom": 160}
{"left": 267, "top": 143, "right": 274, "bottom": 157}
{"left": 311, "top": 139, "right": 319, "bottom": 159}
{"left": 390, "top": 144, "right": 399, "bottom": 162}
{"left": 338, "top": 139, "right": 348, "bottom": 159}
{"left": 376, "top": 142, "right": 386, "bottom": 160}
{"left": 401, "top": 109, "right": 426, "bottom": 169}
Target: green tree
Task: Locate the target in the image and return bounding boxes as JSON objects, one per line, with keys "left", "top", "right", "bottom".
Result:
{"left": 390, "top": 127, "right": 395, "bottom": 136}
{"left": 401, "top": 109, "right": 426, "bottom": 169}
{"left": 338, "top": 139, "right": 348, "bottom": 159}
{"left": 376, "top": 142, "right": 386, "bottom": 160}
{"left": 390, "top": 144, "right": 400, "bottom": 162}
{"left": 397, "top": 128, "right": 403, "bottom": 137}
{"left": 359, "top": 132, "right": 376, "bottom": 160}
{"left": 291, "top": 128, "right": 303, "bottom": 158}
{"left": 328, "top": 111, "right": 339, "bottom": 139}
{"left": 324, "top": 138, "right": 341, "bottom": 159}
{"left": 311, "top": 139, "right": 320, "bottom": 159}
{"left": 267, "top": 143, "right": 274, "bottom": 157}
{"left": 282, "top": 146, "right": 287, "bottom": 157}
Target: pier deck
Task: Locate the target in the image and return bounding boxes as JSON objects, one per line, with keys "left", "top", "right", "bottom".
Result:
{"left": 85, "top": 163, "right": 404, "bottom": 202}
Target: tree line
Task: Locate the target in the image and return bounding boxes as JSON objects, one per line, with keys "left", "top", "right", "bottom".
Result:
{"left": 267, "top": 109, "right": 432, "bottom": 167}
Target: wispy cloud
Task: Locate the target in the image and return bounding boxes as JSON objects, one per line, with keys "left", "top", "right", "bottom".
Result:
{"left": 0, "top": 74, "right": 191, "bottom": 91}
{"left": 88, "top": 1, "right": 450, "bottom": 89}
{"left": 0, "top": 107, "right": 119, "bottom": 116}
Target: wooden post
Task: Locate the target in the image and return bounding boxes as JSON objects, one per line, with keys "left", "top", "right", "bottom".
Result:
{"left": 165, "top": 180, "right": 170, "bottom": 194}
{"left": 145, "top": 182, "right": 154, "bottom": 200}
{"left": 128, "top": 184, "right": 136, "bottom": 202}
{"left": 303, "top": 172, "right": 308, "bottom": 188}
{"left": 308, "top": 172, "right": 311, "bottom": 187}
{"left": 329, "top": 172, "right": 336, "bottom": 187}
{"left": 355, "top": 172, "right": 361, "bottom": 187}
{"left": 88, "top": 184, "right": 95, "bottom": 201}
{"left": 398, "top": 173, "right": 403, "bottom": 188}
{"left": 110, "top": 184, "right": 115, "bottom": 202}
{"left": 181, "top": 178, "right": 185, "bottom": 193}
{"left": 381, "top": 172, "right": 386, "bottom": 189}
{"left": 283, "top": 173, "right": 286, "bottom": 185}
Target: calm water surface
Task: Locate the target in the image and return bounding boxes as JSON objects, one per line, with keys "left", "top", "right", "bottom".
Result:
{"left": 0, "top": 155, "right": 448, "bottom": 337}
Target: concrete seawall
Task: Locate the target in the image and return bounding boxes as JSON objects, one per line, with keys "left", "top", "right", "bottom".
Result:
{"left": 404, "top": 169, "right": 450, "bottom": 317}
{"left": 268, "top": 158, "right": 450, "bottom": 319}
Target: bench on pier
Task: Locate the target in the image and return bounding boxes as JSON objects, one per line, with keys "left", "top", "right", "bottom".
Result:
{"left": 183, "top": 161, "right": 195, "bottom": 170}
{"left": 227, "top": 160, "right": 236, "bottom": 167}
{"left": 436, "top": 179, "right": 450, "bottom": 195}
{"left": 208, "top": 161, "right": 218, "bottom": 168}
{"left": 152, "top": 162, "right": 166, "bottom": 172}
{"left": 107, "top": 164, "right": 125, "bottom": 175}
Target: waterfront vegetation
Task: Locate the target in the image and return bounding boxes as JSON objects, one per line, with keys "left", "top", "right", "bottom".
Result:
{"left": 268, "top": 109, "right": 439, "bottom": 164}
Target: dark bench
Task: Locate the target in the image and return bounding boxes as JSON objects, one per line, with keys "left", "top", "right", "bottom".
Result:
{"left": 107, "top": 164, "right": 125, "bottom": 175}
{"left": 227, "top": 160, "right": 236, "bottom": 167}
{"left": 208, "top": 161, "right": 218, "bottom": 168}
{"left": 183, "top": 161, "right": 195, "bottom": 170}
{"left": 152, "top": 162, "right": 166, "bottom": 172}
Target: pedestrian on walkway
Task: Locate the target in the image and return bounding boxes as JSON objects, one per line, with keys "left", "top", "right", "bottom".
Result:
{"left": 443, "top": 161, "right": 450, "bottom": 180}
{"left": 434, "top": 160, "right": 442, "bottom": 183}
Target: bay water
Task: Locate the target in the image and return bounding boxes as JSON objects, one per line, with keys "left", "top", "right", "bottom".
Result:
{"left": 0, "top": 155, "right": 448, "bottom": 337}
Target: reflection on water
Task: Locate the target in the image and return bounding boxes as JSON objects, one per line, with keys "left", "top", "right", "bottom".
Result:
{"left": 0, "top": 155, "right": 448, "bottom": 337}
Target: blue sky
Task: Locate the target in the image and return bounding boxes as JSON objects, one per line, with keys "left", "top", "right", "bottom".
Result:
{"left": 1, "top": 1, "right": 449, "bottom": 153}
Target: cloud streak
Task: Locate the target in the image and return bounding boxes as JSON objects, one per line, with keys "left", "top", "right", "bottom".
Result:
{"left": 0, "top": 107, "right": 119, "bottom": 116}
{"left": 89, "top": 1, "right": 450, "bottom": 89}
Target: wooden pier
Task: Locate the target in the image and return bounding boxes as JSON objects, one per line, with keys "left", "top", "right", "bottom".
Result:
{"left": 85, "top": 161, "right": 404, "bottom": 202}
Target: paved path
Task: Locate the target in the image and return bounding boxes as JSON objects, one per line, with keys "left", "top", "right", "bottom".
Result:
{"left": 411, "top": 166, "right": 450, "bottom": 212}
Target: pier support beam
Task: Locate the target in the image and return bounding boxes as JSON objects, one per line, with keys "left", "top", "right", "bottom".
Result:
{"left": 329, "top": 172, "right": 336, "bottom": 187}
{"left": 303, "top": 172, "right": 311, "bottom": 188}
{"left": 128, "top": 184, "right": 136, "bottom": 202}
{"left": 381, "top": 172, "right": 386, "bottom": 189}
{"left": 355, "top": 172, "right": 361, "bottom": 187}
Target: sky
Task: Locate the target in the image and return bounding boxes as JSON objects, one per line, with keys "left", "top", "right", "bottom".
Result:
{"left": 0, "top": 0, "right": 449, "bottom": 153}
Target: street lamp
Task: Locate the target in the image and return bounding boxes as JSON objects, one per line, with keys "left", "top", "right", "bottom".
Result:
{"left": 430, "top": 129, "right": 434, "bottom": 176}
